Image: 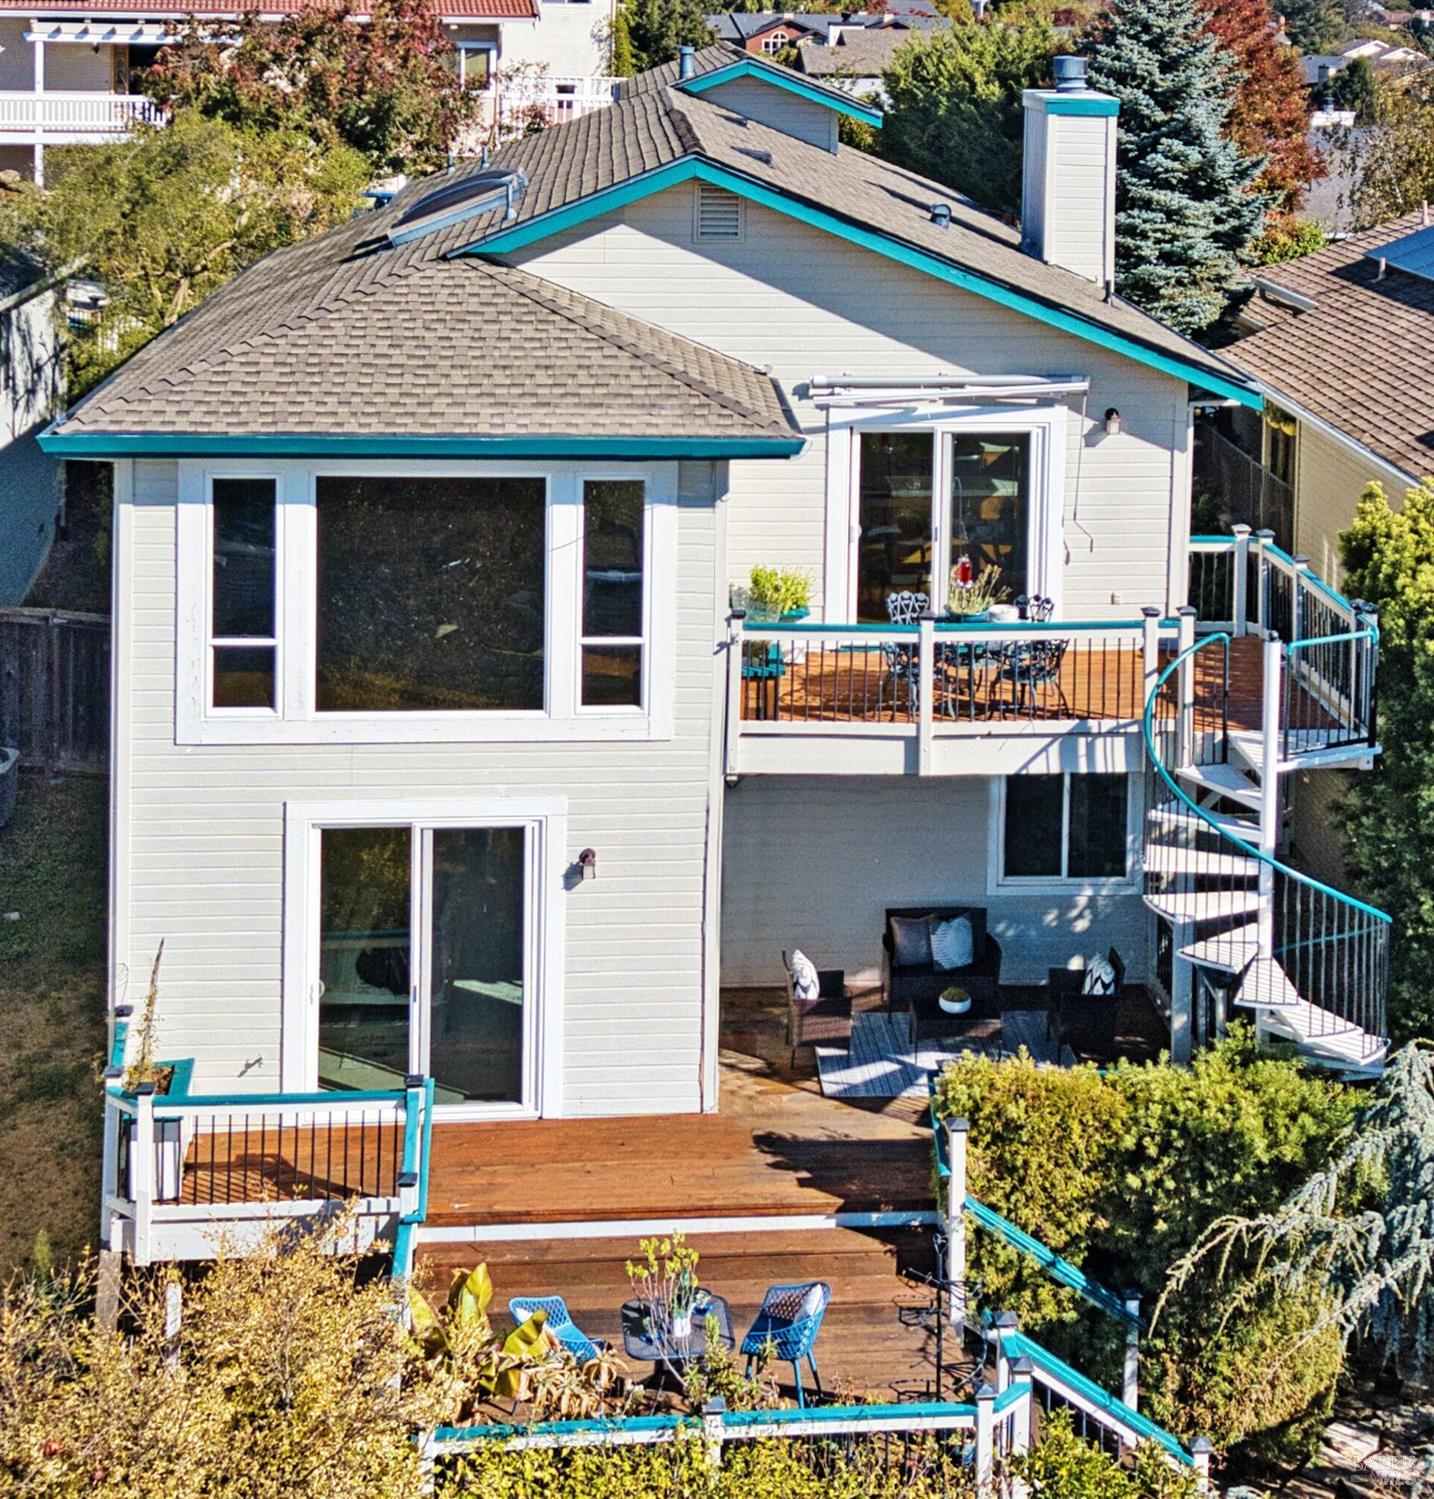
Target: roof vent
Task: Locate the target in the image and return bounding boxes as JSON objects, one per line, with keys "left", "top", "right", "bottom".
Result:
{"left": 930, "top": 202, "right": 951, "bottom": 228}
{"left": 678, "top": 43, "right": 696, "bottom": 80}
{"left": 1053, "top": 54, "right": 1088, "bottom": 92}
{"left": 386, "top": 168, "right": 527, "bottom": 248}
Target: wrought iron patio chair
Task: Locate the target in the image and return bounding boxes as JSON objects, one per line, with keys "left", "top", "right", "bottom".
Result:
{"left": 508, "top": 1296, "right": 604, "bottom": 1364}
{"left": 740, "top": 1280, "right": 831, "bottom": 1407}
{"left": 987, "top": 595, "right": 1068, "bottom": 718}
{"left": 878, "top": 591, "right": 926, "bottom": 716}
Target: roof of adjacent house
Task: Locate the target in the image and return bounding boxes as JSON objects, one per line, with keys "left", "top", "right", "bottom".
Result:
{"left": 707, "top": 10, "right": 835, "bottom": 43}
{"left": 47, "top": 49, "right": 1259, "bottom": 451}
{"left": 797, "top": 28, "right": 910, "bottom": 77}
{"left": 2, "top": 0, "right": 537, "bottom": 16}
{"left": 1227, "top": 213, "right": 1434, "bottom": 479}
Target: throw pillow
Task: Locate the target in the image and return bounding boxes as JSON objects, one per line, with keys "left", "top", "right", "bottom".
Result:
{"left": 1082, "top": 954, "right": 1118, "bottom": 996}
{"left": 929, "top": 916, "right": 975, "bottom": 971}
{"left": 889, "top": 915, "right": 933, "bottom": 968}
{"left": 789, "top": 949, "right": 820, "bottom": 1000}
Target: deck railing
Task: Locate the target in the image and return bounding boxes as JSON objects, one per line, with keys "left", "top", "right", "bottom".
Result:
{"left": 1189, "top": 528, "right": 1378, "bottom": 755}
{"left": 101, "top": 1059, "right": 434, "bottom": 1266}
{"left": 727, "top": 612, "right": 1181, "bottom": 773}
{"left": 0, "top": 90, "right": 165, "bottom": 133}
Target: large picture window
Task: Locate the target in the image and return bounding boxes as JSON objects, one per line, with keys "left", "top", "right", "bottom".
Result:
{"left": 210, "top": 477, "right": 277, "bottom": 709}
{"left": 1001, "top": 773, "right": 1130, "bottom": 884}
{"left": 315, "top": 475, "right": 546, "bottom": 713}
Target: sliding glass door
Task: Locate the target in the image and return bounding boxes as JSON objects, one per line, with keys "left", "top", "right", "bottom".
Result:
{"left": 316, "top": 820, "right": 533, "bottom": 1110}
{"left": 853, "top": 428, "right": 1034, "bottom": 621}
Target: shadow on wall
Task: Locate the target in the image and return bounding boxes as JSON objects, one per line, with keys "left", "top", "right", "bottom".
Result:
{"left": 2, "top": 278, "right": 64, "bottom": 604}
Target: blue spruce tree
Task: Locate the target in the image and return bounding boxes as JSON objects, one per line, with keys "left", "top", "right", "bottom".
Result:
{"left": 1088, "top": 0, "right": 1267, "bottom": 335}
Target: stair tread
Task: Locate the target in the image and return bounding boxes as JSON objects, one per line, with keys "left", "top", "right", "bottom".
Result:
{"left": 1145, "top": 889, "right": 1261, "bottom": 922}
{"left": 1175, "top": 761, "right": 1262, "bottom": 809}
{"left": 1262, "top": 999, "right": 1386, "bottom": 1071}
{"left": 1148, "top": 805, "right": 1259, "bottom": 838}
{"left": 1231, "top": 956, "right": 1303, "bottom": 1011}
{"left": 1144, "top": 844, "right": 1260, "bottom": 879}
{"left": 1180, "top": 924, "right": 1261, "bottom": 971}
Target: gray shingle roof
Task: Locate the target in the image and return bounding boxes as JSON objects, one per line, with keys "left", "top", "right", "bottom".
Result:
{"left": 1225, "top": 213, "right": 1434, "bottom": 479}
{"left": 798, "top": 29, "right": 911, "bottom": 77}
{"left": 53, "top": 50, "right": 1257, "bottom": 445}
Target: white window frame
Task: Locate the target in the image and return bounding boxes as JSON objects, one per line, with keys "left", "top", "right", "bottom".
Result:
{"left": 458, "top": 39, "right": 497, "bottom": 92}
{"left": 577, "top": 473, "right": 649, "bottom": 714}
{"left": 280, "top": 795, "right": 567, "bottom": 1120}
{"left": 204, "top": 472, "right": 283, "bottom": 721}
{"left": 175, "top": 458, "right": 677, "bottom": 745}
{"left": 989, "top": 772, "right": 1139, "bottom": 893}
{"left": 823, "top": 403, "right": 1068, "bottom": 622}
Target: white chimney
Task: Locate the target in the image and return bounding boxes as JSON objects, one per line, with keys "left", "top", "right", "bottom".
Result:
{"left": 1020, "top": 56, "right": 1119, "bottom": 290}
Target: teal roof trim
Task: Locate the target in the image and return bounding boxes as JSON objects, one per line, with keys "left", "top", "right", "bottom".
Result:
{"left": 1041, "top": 93, "right": 1119, "bottom": 116}
{"left": 38, "top": 426, "right": 804, "bottom": 460}
{"left": 470, "top": 158, "right": 1261, "bottom": 409}
{"left": 678, "top": 58, "right": 884, "bottom": 126}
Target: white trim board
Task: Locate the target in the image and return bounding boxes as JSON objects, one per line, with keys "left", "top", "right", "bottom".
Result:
{"left": 415, "top": 1209, "right": 941, "bottom": 1243}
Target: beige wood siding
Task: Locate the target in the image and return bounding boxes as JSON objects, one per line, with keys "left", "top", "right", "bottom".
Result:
{"left": 513, "top": 186, "right": 1193, "bottom": 619}
{"left": 1293, "top": 420, "right": 1399, "bottom": 585}
{"left": 699, "top": 76, "right": 838, "bottom": 150}
{"left": 115, "top": 459, "right": 725, "bottom": 1115}
{"left": 720, "top": 774, "right": 1149, "bottom": 986}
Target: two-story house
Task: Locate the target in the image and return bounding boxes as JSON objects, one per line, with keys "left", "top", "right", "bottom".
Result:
{"left": 0, "top": 0, "right": 617, "bottom": 184}
{"left": 42, "top": 44, "right": 1390, "bottom": 1270}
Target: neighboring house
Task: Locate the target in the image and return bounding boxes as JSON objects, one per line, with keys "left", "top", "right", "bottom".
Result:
{"left": 709, "top": 8, "right": 943, "bottom": 59}
{"left": 44, "top": 45, "right": 1390, "bottom": 1265}
{"left": 1212, "top": 211, "right": 1433, "bottom": 889}
{"left": 797, "top": 29, "right": 910, "bottom": 99}
{"left": 1301, "top": 36, "right": 1433, "bottom": 89}
{"left": 0, "top": 0, "right": 617, "bottom": 184}
{"left": 0, "top": 247, "right": 62, "bottom": 602}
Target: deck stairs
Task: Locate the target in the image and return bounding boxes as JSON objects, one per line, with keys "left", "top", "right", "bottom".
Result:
{"left": 1140, "top": 557, "right": 1389, "bottom": 1076}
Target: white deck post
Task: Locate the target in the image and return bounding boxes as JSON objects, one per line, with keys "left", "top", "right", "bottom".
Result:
{"left": 132, "top": 1084, "right": 156, "bottom": 1266}
{"left": 1169, "top": 921, "right": 1195, "bottom": 1066}
{"left": 1008, "top": 1356, "right": 1034, "bottom": 1499}
{"left": 32, "top": 37, "right": 45, "bottom": 187}
{"left": 164, "top": 1278, "right": 182, "bottom": 1372}
{"left": 992, "top": 1311, "right": 1017, "bottom": 1391}
{"left": 1176, "top": 606, "right": 1196, "bottom": 768}
{"left": 1258, "top": 632, "right": 1282, "bottom": 963}
{"left": 1291, "top": 554, "right": 1310, "bottom": 644}
{"left": 1141, "top": 606, "right": 1162, "bottom": 711}
{"left": 1191, "top": 1436, "right": 1214, "bottom": 1494}
{"left": 724, "top": 612, "right": 744, "bottom": 779}
{"left": 918, "top": 612, "right": 936, "bottom": 776}
{"left": 944, "top": 1116, "right": 968, "bottom": 1330}
{"left": 702, "top": 1397, "right": 726, "bottom": 1469}
{"left": 1253, "top": 529, "right": 1275, "bottom": 634}
{"left": 1231, "top": 524, "right": 1251, "bottom": 633}
{"left": 1122, "top": 1290, "right": 1140, "bottom": 1411}
{"left": 974, "top": 1381, "right": 996, "bottom": 1490}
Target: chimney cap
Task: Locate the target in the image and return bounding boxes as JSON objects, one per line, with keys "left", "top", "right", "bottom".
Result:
{"left": 1053, "top": 54, "right": 1088, "bottom": 91}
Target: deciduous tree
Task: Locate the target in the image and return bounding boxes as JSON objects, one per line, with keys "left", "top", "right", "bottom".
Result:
{"left": 617, "top": 0, "right": 715, "bottom": 75}
{"left": 1334, "top": 71, "right": 1434, "bottom": 225}
{"left": 878, "top": 21, "right": 1058, "bottom": 216}
{"left": 1200, "top": 0, "right": 1322, "bottom": 212}
{"left": 1272, "top": 0, "right": 1344, "bottom": 51}
{"left": 143, "top": 0, "right": 480, "bottom": 175}
{"left": 1088, "top": 0, "right": 1268, "bottom": 333}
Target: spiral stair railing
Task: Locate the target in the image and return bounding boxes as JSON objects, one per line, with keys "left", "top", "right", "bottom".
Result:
{"left": 1141, "top": 633, "right": 1389, "bottom": 1072}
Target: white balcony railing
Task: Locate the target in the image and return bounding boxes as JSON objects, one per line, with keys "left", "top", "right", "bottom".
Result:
{"left": 0, "top": 90, "right": 165, "bottom": 136}
{"left": 496, "top": 74, "right": 617, "bottom": 134}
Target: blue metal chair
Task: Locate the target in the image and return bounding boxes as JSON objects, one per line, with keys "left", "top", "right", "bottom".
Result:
{"left": 740, "top": 1280, "right": 831, "bottom": 1407}
{"left": 508, "top": 1296, "right": 603, "bottom": 1364}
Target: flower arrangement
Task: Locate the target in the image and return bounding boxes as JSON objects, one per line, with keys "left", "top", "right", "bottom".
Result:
{"left": 626, "top": 1233, "right": 701, "bottom": 1339}
{"left": 946, "top": 562, "right": 1009, "bottom": 617}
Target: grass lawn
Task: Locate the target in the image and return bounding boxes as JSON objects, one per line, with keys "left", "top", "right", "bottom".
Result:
{"left": 0, "top": 771, "right": 108, "bottom": 1276}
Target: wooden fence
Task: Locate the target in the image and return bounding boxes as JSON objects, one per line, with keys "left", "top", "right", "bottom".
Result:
{"left": 0, "top": 607, "right": 110, "bottom": 772}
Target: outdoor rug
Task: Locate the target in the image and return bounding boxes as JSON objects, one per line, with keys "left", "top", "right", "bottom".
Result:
{"left": 815, "top": 1010, "right": 1072, "bottom": 1099}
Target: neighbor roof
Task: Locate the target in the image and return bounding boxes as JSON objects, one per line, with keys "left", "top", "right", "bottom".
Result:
{"left": 1225, "top": 213, "right": 1434, "bottom": 480}
{"left": 798, "top": 29, "right": 910, "bottom": 77}
{"left": 45, "top": 241, "right": 799, "bottom": 456}
{"left": 2, "top": 0, "right": 537, "bottom": 16}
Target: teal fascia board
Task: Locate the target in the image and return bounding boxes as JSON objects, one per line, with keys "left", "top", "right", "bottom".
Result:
{"left": 471, "top": 158, "right": 1262, "bottom": 409}
{"left": 1042, "top": 94, "right": 1119, "bottom": 116}
{"left": 38, "top": 426, "right": 804, "bottom": 461}
{"left": 678, "top": 59, "right": 884, "bottom": 126}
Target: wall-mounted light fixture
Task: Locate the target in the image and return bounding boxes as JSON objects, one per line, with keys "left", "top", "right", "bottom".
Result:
{"left": 1104, "top": 408, "right": 1121, "bottom": 436}
{"left": 578, "top": 848, "right": 597, "bottom": 881}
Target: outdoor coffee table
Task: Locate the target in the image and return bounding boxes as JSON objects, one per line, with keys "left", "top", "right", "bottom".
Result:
{"left": 620, "top": 1293, "right": 734, "bottom": 1382}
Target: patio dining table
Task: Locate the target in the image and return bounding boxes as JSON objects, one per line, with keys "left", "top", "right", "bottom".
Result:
{"left": 620, "top": 1293, "right": 734, "bottom": 1382}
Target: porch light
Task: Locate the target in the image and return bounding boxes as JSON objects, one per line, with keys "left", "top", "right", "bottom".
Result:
{"left": 1104, "top": 407, "right": 1121, "bottom": 436}
{"left": 578, "top": 848, "right": 597, "bottom": 881}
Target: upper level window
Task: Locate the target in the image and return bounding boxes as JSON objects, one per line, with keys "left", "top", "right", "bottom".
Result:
{"left": 315, "top": 476, "right": 546, "bottom": 713}
{"left": 580, "top": 479, "right": 645, "bottom": 707}
{"left": 458, "top": 43, "right": 495, "bottom": 91}
{"left": 1000, "top": 773, "right": 1131, "bottom": 885}
{"left": 210, "top": 477, "right": 277, "bottom": 710}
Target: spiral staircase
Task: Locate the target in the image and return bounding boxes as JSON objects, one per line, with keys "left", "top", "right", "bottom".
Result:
{"left": 1140, "top": 531, "right": 1390, "bottom": 1078}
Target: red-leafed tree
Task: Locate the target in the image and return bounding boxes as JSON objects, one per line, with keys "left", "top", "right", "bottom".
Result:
{"left": 1199, "top": 0, "right": 1322, "bottom": 212}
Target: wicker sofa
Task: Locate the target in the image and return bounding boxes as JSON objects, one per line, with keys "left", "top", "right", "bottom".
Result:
{"left": 882, "top": 906, "right": 1003, "bottom": 1040}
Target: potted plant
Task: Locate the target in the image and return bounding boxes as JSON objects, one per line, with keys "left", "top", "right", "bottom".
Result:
{"left": 946, "top": 563, "right": 1010, "bottom": 619}
{"left": 123, "top": 942, "right": 186, "bottom": 1200}
{"left": 939, "top": 985, "right": 971, "bottom": 1016}
{"left": 627, "top": 1232, "right": 702, "bottom": 1341}
{"left": 745, "top": 566, "right": 812, "bottom": 622}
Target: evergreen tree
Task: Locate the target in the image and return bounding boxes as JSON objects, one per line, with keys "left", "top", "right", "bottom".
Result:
{"left": 1273, "top": 0, "right": 1344, "bottom": 52}
{"left": 622, "top": 0, "right": 715, "bottom": 74}
{"left": 879, "top": 22, "right": 1058, "bottom": 216}
{"left": 610, "top": 0, "right": 636, "bottom": 76}
{"left": 1088, "top": 0, "right": 1267, "bottom": 334}
{"left": 1200, "top": 0, "right": 1322, "bottom": 213}
{"left": 1337, "top": 479, "right": 1434, "bottom": 1042}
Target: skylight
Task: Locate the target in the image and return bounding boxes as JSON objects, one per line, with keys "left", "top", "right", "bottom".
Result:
{"left": 387, "top": 169, "right": 528, "bottom": 248}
